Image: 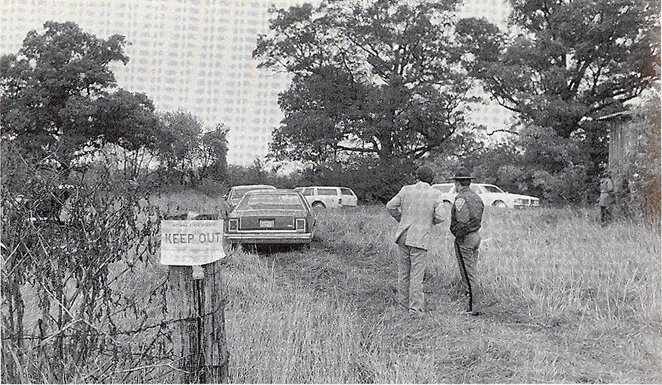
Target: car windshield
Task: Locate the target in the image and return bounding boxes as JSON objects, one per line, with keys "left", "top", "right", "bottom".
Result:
{"left": 236, "top": 193, "right": 305, "bottom": 210}
{"left": 340, "top": 188, "right": 355, "bottom": 196}
{"left": 483, "top": 185, "right": 504, "bottom": 193}
{"left": 230, "top": 186, "right": 274, "bottom": 199}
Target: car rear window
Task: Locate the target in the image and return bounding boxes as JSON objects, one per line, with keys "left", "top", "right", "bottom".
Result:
{"left": 237, "top": 194, "right": 305, "bottom": 210}
{"left": 340, "top": 188, "right": 355, "bottom": 196}
{"left": 230, "top": 186, "right": 275, "bottom": 199}
{"left": 433, "top": 185, "right": 453, "bottom": 193}
{"left": 317, "top": 188, "right": 338, "bottom": 196}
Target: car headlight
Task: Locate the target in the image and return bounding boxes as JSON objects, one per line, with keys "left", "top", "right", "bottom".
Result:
{"left": 514, "top": 198, "right": 526, "bottom": 205}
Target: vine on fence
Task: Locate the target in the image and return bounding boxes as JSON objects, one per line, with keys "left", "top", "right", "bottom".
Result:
{"left": 1, "top": 151, "right": 186, "bottom": 383}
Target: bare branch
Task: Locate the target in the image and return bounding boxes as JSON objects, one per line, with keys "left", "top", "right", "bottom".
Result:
{"left": 487, "top": 129, "right": 520, "bottom": 136}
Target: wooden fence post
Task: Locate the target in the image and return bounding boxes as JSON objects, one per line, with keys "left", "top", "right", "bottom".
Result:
{"left": 166, "top": 213, "right": 229, "bottom": 383}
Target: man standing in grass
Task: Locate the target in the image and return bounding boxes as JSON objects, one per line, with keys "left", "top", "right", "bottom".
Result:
{"left": 450, "top": 168, "right": 484, "bottom": 316}
{"left": 599, "top": 171, "right": 615, "bottom": 225}
{"left": 386, "top": 165, "right": 445, "bottom": 317}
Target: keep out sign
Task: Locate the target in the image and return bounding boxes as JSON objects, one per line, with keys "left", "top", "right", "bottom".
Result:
{"left": 160, "top": 220, "right": 225, "bottom": 265}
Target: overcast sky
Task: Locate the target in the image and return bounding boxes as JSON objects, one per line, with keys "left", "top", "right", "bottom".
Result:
{"left": 1, "top": 0, "right": 511, "bottom": 165}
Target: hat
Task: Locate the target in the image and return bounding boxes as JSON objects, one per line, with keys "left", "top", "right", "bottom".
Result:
{"left": 452, "top": 167, "right": 474, "bottom": 180}
{"left": 416, "top": 165, "right": 435, "bottom": 183}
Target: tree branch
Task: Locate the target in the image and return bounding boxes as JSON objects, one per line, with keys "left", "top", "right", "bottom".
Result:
{"left": 335, "top": 144, "right": 378, "bottom": 153}
{"left": 487, "top": 129, "right": 520, "bottom": 136}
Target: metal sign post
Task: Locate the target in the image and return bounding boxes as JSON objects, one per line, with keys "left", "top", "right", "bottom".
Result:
{"left": 161, "top": 213, "right": 229, "bottom": 383}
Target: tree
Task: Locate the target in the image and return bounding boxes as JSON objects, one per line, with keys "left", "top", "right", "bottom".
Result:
{"left": 157, "top": 110, "right": 204, "bottom": 184}
{"left": 255, "top": 0, "right": 478, "bottom": 166}
{"left": 0, "top": 21, "right": 161, "bottom": 177}
{"left": 456, "top": 0, "right": 660, "bottom": 177}
{"left": 199, "top": 123, "right": 229, "bottom": 181}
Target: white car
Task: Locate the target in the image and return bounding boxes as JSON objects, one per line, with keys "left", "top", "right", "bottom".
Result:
{"left": 432, "top": 183, "right": 540, "bottom": 209}
{"left": 294, "top": 186, "right": 358, "bottom": 208}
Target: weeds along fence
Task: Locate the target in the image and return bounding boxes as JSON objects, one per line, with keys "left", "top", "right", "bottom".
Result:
{"left": 0, "top": 158, "right": 193, "bottom": 383}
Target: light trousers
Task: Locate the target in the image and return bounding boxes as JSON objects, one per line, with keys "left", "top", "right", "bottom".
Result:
{"left": 397, "top": 236, "right": 427, "bottom": 312}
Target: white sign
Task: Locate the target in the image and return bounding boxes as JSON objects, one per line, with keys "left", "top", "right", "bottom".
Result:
{"left": 160, "top": 220, "right": 225, "bottom": 266}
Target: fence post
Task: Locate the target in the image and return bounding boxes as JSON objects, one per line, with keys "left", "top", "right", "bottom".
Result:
{"left": 166, "top": 213, "right": 229, "bottom": 383}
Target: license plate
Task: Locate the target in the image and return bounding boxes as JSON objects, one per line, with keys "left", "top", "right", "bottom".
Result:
{"left": 259, "top": 219, "right": 275, "bottom": 228}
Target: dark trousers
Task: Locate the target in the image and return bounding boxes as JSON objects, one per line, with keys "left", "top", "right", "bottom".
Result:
{"left": 600, "top": 205, "right": 612, "bottom": 224}
{"left": 454, "top": 231, "right": 481, "bottom": 312}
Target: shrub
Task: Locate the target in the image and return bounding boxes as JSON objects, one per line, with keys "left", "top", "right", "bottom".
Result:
{"left": 1, "top": 154, "right": 163, "bottom": 382}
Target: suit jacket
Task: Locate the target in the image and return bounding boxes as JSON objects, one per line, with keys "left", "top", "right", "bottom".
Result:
{"left": 599, "top": 177, "right": 615, "bottom": 206}
{"left": 386, "top": 181, "right": 445, "bottom": 250}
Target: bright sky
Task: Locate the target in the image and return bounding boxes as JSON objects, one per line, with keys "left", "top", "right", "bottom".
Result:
{"left": 0, "top": 0, "right": 511, "bottom": 165}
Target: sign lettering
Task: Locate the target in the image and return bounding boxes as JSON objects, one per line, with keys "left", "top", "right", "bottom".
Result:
{"left": 160, "top": 220, "right": 225, "bottom": 265}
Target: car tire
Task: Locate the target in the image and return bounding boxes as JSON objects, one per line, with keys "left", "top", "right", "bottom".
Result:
{"left": 312, "top": 201, "right": 326, "bottom": 209}
{"left": 493, "top": 200, "right": 507, "bottom": 208}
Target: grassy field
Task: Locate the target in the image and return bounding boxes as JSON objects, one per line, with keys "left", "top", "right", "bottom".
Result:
{"left": 10, "top": 190, "right": 661, "bottom": 383}
{"left": 151, "top": 191, "right": 661, "bottom": 383}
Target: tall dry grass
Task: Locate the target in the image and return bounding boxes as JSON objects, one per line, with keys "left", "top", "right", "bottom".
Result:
{"left": 8, "top": 188, "right": 659, "bottom": 383}
{"left": 316, "top": 206, "right": 661, "bottom": 324}
{"left": 222, "top": 204, "right": 660, "bottom": 382}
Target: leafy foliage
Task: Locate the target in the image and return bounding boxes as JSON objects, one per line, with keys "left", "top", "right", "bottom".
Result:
{"left": 200, "top": 124, "right": 230, "bottom": 181}
{"left": 458, "top": 0, "right": 659, "bottom": 137}
{"left": 155, "top": 111, "right": 229, "bottom": 187}
{"left": 0, "top": 22, "right": 160, "bottom": 172}
{"left": 255, "top": 0, "right": 478, "bottom": 165}
{"left": 454, "top": 0, "right": 659, "bottom": 203}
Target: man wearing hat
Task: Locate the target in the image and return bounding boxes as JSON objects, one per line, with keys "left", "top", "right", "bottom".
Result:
{"left": 386, "top": 165, "right": 445, "bottom": 316}
{"left": 450, "top": 167, "right": 484, "bottom": 316}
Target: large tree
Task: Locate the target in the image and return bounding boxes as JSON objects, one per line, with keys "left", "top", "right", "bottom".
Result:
{"left": 456, "top": 0, "right": 659, "bottom": 175}
{"left": 254, "top": 0, "right": 477, "bottom": 166}
{"left": 0, "top": 21, "right": 160, "bottom": 174}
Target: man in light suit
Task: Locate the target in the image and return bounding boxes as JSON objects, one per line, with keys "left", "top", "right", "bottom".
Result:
{"left": 386, "top": 165, "right": 445, "bottom": 316}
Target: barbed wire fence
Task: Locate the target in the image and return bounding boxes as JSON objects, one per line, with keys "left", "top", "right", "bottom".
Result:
{"left": 1, "top": 148, "right": 212, "bottom": 383}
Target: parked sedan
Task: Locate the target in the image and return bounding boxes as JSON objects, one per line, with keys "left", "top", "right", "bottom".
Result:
{"left": 224, "top": 190, "right": 315, "bottom": 246}
{"left": 225, "top": 184, "right": 276, "bottom": 210}
{"left": 432, "top": 183, "right": 540, "bottom": 209}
